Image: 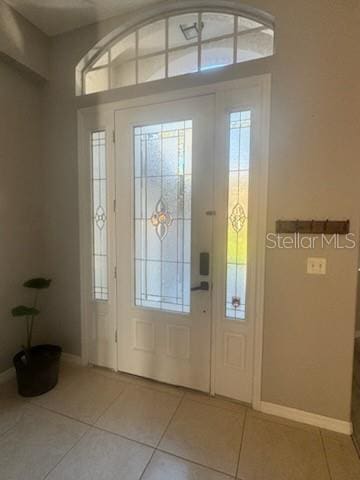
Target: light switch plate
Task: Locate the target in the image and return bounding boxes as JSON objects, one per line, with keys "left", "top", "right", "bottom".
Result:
{"left": 307, "top": 257, "right": 327, "bottom": 275}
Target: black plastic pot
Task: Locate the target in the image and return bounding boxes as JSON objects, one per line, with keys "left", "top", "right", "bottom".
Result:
{"left": 13, "top": 344, "right": 62, "bottom": 397}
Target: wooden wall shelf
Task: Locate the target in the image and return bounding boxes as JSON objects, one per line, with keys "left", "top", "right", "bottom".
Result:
{"left": 275, "top": 220, "right": 350, "bottom": 235}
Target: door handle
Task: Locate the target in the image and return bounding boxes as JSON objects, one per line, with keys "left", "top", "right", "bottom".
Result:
{"left": 191, "top": 281, "right": 209, "bottom": 291}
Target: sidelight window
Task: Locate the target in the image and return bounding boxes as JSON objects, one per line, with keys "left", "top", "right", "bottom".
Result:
{"left": 91, "top": 131, "right": 108, "bottom": 301}
{"left": 225, "top": 111, "right": 251, "bottom": 320}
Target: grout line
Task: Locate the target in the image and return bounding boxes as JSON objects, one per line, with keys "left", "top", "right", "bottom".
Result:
{"left": 27, "top": 403, "right": 95, "bottom": 428}
{"left": 319, "top": 429, "right": 333, "bottom": 480}
{"left": 155, "top": 390, "right": 185, "bottom": 448}
{"left": 139, "top": 449, "right": 157, "bottom": 480}
{"left": 235, "top": 407, "right": 249, "bottom": 479}
{"left": 99, "top": 369, "right": 186, "bottom": 399}
{"left": 140, "top": 393, "right": 188, "bottom": 479}
{"left": 30, "top": 401, "right": 157, "bottom": 450}
{"left": 182, "top": 393, "right": 248, "bottom": 414}
{"left": 91, "top": 381, "right": 128, "bottom": 425}
{"left": 0, "top": 398, "right": 30, "bottom": 439}
{"left": 0, "top": 421, "right": 21, "bottom": 440}
{"left": 42, "top": 426, "right": 89, "bottom": 479}
{"left": 92, "top": 424, "right": 158, "bottom": 450}
{"left": 119, "top": 380, "right": 185, "bottom": 400}
{"left": 155, "top": 447, "right": 235, "bottom": 478}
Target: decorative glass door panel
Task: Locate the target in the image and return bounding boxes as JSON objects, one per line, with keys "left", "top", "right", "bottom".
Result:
{"left": 134, "top": 121, "right": 192, "bottom": 313}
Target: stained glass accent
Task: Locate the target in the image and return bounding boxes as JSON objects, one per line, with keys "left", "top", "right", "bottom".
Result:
{"left": 91, "top": 131, "right": 108, "bottom": 301}
{"left": 230, "top": 203, "right": 246, "bottom": 233}
{"left": 226, "top": 111, "right": 251, "bottom": 320}
{"left": 150, "top": 198, "right": 173, "bottom": 240}
{"left": 134, "top": 120, "right": 192, "bottom": 313}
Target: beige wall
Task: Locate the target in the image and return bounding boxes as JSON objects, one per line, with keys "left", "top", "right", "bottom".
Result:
{"left": 42, "top": 0, "right": 360, "bottom": 421}
{"left": 356, "top": 280, "right": 360, "bottom": 333}
{"left": 0, "top": 0, "right": 49, "bottom": 80}
{"left": 0, "top": 60, "right": 46, "bottom": 372}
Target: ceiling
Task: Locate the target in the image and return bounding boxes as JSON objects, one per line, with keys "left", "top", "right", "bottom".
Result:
{"left": 6, "top": 0, "right": 162, "bottom": 36}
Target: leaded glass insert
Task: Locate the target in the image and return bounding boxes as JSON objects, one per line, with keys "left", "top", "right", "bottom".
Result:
{"left": 91, "top": 131, "right": 108, "bottom": 301}
{"left": 134, "top": 120, "right": 192, "bottom": 313}
{"left": 226, "top": 111, "right": 251, "bottom": 320}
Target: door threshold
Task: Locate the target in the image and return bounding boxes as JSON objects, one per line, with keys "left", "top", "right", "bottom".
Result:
{"left": 91, "top": 363, "right": 250, "bottom": 407}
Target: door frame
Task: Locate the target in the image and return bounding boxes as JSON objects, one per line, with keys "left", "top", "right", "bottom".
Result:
{"left": 77, "top": 73, "right": 270, "bottom": 409}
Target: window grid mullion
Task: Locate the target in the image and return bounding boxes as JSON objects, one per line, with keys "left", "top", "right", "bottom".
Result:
{"left": 197, "top": 12, "right": 202, "bottom": 72}
{"left": 233, "top": 16, "right": 238, "bottom": 64}
{"left": 82, "top": 12, "right": 274, "bottom": 94}
{"left": 165, "top": 17, "right": 169, "bottom": 78}
{"left": 135, "top": 29, "right": 139, "bottom": 84}
{"left": 107, "top": 49, "right": 111, "bottom": 90}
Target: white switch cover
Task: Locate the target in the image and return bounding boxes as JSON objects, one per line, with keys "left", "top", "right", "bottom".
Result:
{"left": 307, "top": 257, "right": 327, "bottom": 275}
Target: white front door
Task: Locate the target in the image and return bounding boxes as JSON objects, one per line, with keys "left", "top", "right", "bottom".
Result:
{"left": 101, "top": 79, "right": 270, "bottom": 401}
{"left": 115, "top": 95, "right": 215, "bottom": 392}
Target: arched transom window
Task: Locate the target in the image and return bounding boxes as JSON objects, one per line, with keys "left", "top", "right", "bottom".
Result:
{"left": 83, "top": 11, "right": 274, "bottom": 95}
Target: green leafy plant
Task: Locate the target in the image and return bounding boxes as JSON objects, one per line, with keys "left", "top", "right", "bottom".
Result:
{"left": 12, "top": 278, "right": 52, "bottom": 351}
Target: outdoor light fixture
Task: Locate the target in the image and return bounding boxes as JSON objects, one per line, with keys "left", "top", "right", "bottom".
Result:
{"left": 180, "top": 21, "right": 204, "bottom": 40}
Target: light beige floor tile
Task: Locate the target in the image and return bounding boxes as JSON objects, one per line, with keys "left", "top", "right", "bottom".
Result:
{"left": 90, "top": 367, "right": 184, "bottom": 397}
{"left": 184, "top": 390, "right": 248, "bottom": 413}
{"left": 159, "top": 398, "right": 246, "bottom": 476}
{"left": 0, "top": 404, "right": 87, "bottom": 480}
{"left": 238, "top": 414, "right": 330, "bottom": 480}
{"left": 321, "top": 430, "right": 360, "bottom": 480}
{"left": 58, "top": 362, "right": 100, "bottom": 386}
{"left": 247, "top": 407, "right": 318, "bottom": 433}
{"left": 0, "top": 379, "right": 28, "bottom": 436}
{"left": 47, "top": 427, "right": 153, "bottom": 480}
{"left": 142, "top": 451, "right": 233, "bottom": 480}
{"left": 59, "top": 361, "right": 87, "bottom": 377}
{"left": 96, "top": 384, "right": 181, "bottom": 446}
{"left": 114, "top": 371, "right": 185, "bottom": 397}
{"left": 31, "top": 368, "right": 126, "bottom": 424}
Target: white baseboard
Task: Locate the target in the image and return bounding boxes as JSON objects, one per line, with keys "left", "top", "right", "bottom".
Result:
{"left": 259, "top": 401, "right": 352, "bottom": 435}
{"left": 0, "top": 367, "right": 15, "bottom": 384}
{"left": 61, "top": 353, "right": 83, "bottom": 365}
{"left": 355, "top": 330, "right": 360, "bottom": 339}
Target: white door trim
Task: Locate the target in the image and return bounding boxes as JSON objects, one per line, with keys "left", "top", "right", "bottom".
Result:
{"left": 77, "top": 73, "right": 271, "bottom": 409}
{"left": 251, "top": 77, "right": 271, "bottom": 410}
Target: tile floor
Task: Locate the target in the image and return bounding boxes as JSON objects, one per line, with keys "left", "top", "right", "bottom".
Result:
{"left": 1, "top": 362, "right": 359, "bottom": 480}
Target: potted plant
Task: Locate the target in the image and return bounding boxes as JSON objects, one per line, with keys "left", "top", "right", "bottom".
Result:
{"left": 12, "top": 278, "right": 62, "bottom": 397}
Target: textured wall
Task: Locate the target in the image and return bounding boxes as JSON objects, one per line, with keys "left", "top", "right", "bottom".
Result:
{"left": 0, "top": 60, "right": 45, "bottom": 372}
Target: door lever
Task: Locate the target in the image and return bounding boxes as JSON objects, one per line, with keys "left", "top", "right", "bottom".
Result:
{"left": 191, "top": 281, "right": 209, "bottom": 291}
